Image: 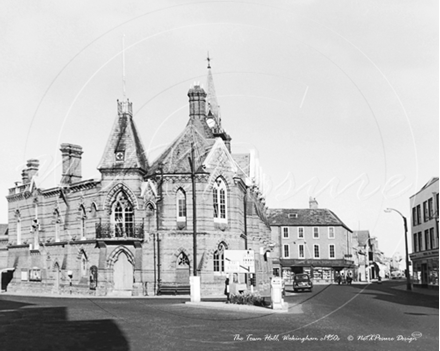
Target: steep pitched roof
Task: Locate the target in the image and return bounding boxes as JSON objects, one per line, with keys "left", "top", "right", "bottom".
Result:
{"left": 148, "top": 119, "right": 215, "bottom": 175}
{"left": 98, "top": 100, "right": 148, "bottom": 172}
{"left": 268, "top": 208, "right": 352, "bottom": 232}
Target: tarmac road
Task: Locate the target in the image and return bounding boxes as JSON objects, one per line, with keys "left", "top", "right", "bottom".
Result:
{"left": 0, "top": 280, "right": 437, "bottom": 351}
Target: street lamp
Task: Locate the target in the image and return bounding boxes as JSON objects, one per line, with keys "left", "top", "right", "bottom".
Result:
{"left": 384, "top": 208, "right": 412, "bottom": 290}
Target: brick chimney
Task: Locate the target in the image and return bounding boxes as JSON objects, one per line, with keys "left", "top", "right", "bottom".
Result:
{"left": 188, "top": 84, "right": 206, "bottom": 121}
{"left": 26, "top": 159, "right": 39, "bottom": 183}
{"left": 309, "top": 197, "right": 318, "bottom": 209}
{"left": 60, "top": 144, "right": 83, "bottom": 185}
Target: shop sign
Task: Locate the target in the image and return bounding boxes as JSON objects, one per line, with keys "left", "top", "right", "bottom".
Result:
{"left": 410, "top": 249, "right": 439, "bottom": 260}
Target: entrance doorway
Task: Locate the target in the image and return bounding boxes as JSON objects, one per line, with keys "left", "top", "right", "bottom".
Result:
{"left": 176, "top": 252, "right": 190, "bottom": 285}
{"left": 113, "top": 252, "right": 133, "bottom": 293}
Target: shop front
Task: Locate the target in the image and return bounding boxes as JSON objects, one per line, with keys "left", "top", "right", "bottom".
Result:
{"left": 279, "top": 259, "right": 354, "bottom": 285}
{"left": 410, "top": 249, "right": 439, "bottom": 288}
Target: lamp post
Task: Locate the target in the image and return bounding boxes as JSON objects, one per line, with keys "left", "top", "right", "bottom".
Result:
{"left": 384, "top": 208, "right": 412, "bottom": 290}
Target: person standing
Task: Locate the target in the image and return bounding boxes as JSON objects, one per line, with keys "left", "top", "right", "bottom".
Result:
{"left": 224, "top": 278, "right": 230, "bottom": 303}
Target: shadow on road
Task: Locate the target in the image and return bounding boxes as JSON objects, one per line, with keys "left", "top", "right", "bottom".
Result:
{"left": 0, "top": 305, "right": 130, "bottom": 351}
{"left": 341, "top": 281, "right": 439, "bottom": 310}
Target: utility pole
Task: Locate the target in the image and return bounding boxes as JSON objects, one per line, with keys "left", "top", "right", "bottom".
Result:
{"left": 188, "top": 144, "right": 197, "bottom": 276}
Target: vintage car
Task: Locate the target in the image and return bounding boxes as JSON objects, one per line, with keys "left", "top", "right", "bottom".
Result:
{"left": 293, "top": 273, "right": 313, "bottom": 292}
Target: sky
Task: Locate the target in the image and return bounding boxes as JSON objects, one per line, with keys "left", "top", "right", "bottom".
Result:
{"left": 0, "top": 0, "right": 438, "bottom": 258}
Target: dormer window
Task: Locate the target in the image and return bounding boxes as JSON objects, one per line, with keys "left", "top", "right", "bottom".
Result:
{"left": 288, "top": 213, "right": 298, "bottom": 219}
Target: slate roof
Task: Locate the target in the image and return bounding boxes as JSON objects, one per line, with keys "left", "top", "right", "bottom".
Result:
{"left": 267, "top": 208, "right": 352, "bottom": 232}
{"left": 148, "top": 119, "right": 215, "bottom": 175}
{"left": 0, "top": 224, "right": 8, "bottom": 235}
{"left": 98, "top": 100, "right": 148, "bottom": 172}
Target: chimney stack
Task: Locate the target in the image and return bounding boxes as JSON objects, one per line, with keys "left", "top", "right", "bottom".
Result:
{"left": 60, "top": 143, "right": 83, "bottom": 185}
{"left": 309, "top": 196, "right": 318, "bottom": 209}
{"left": 25, "top": 159, "right": 39, "bottom": 183}
{"left": 188, "top": 84, "right": 206, "bottom": 121}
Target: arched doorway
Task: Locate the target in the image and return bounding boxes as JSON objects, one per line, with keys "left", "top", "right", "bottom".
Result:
{"left": 113, "top": 252, "right": 133, "bottom": 293}
{"left": 53, "top": 263, "right": 60, "bottom": 293}
{"left": 176, "top": 252, "right": 190, "bottom": 285}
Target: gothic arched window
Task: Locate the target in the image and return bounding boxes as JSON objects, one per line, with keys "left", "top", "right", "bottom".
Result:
{"left": 79, "top": 205, "right": 86, "bottom": 240}
{"left": 213, "top": 178, "right": 227, "bottom": 221}
{"left": 176, "top": 188, "right": 187, "bottom": 221}
{"left": 213, "top": 242, "right": 227, "bottom": 272}
{"left": 177, "top": 252, "right": 190, "bottom": 267}
{"left": 15, "top": 210, "right": 21, "bottom": 245}
{"left": 54, "top": 209, "right": 61, "bottom": 242}
{"left": 113, "top": 192, "right": 134, "bottom": 237}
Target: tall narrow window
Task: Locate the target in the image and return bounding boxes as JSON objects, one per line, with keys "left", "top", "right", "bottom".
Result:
{"left": 213, "top": 178, "right": 227, "bottom": 221}
{"left": 298, "top": 244, "right": 305, "bottom": 258}
{"left": 298, "top": 227, "right": 304, "bottom": 239}
{"left": 79, "top": 205, "right": 86, "bottom": 240}
{"left": 283, "top": 244, "right": 290, "bottom": 258}
{"left": 15, "top": 210, "right": 21, "bottom": 245}
{"left": 54, "top": 209, "right": 60, "bottom": 242}
{"left": 430, "top": 228, "right": 435, "bottom": 249}
{"left": 213, "top": 242, "right": 227, "bottom": 272}
{"left": 329, "top": 244, "right": 335, "bottom": 258}
{"left": 282, "top": 227, "right": 289, "bottom": 238}
{"left": 424, "top": 230, "right": 430, "bottom": 250}
{"left": 314, "top": 244, "right": 320, "bottom": 258}
{"left": 413, "top": 233, "right": 418, "bottom": 252}
{"left": 423, "top": 201, "right": 428, "bottom": 222}
{"left": 428, "top": 198, "right": 433, "bottom": 219}
{"left": 176, "top": 188, "right": 187, "bottom": 221}
{"left": 113, "top": 192, "right": 134, "bottom": 237}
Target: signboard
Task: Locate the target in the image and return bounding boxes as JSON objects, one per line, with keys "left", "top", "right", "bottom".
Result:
{"left": 224, "top": 250, "right": 255, "bottom": 273}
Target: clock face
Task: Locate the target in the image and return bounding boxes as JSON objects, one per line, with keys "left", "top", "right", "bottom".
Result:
{"left": 115, "top": 151, "right": 124, "bottom": 161}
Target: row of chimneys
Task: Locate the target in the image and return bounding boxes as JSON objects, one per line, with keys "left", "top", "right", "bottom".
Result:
{"left": 21, "top": 143, "right": 83, "bottom": 186}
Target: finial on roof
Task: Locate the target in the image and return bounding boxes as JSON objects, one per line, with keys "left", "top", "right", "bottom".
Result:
{"left": 206, "top": 52, "right": 211, "bottom": 69}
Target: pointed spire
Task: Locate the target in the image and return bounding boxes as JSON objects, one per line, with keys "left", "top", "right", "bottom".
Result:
{"left": 206, "top": 57, "right": 220, "bottom": 128}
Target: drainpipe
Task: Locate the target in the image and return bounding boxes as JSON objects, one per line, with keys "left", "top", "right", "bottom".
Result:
{"left": 155, "top": 164, "right": 163, "bottom": 294}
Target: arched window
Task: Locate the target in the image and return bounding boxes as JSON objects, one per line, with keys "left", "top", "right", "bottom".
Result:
{"left": 213, "top": 242, "right": 227, "bottom": 272}
{"left": 113, "top": 192, "right": 134, "bottom": 237}
{"left": 176, "top": 188, "right": 186, "bottom": 221}
{"left": 145, "top": 203, "right": 155, "bottom": 232}
{"left": 54, "top": 209, "right": 61, "bottom": 242}
{"left": 90, "top": 203, "right": 97, "bottom": 218}
{"left": 15, "top": 210, "right": 21, "bottom": 245}
{"left": 79, "top": 205, "right": 86, "bottom": 240}
{"left": 213, "top": 178, "right": 227, "bottom": 221}
{"left": 80, "top": 251, "right": 87, "bottom": 277}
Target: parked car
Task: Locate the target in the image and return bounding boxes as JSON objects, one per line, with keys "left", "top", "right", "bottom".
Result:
{"left": 293, "top": 273, "right": 313, "bottom": 292}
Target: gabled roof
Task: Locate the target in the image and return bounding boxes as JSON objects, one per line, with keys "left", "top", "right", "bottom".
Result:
{"left": 268, "top": 208, "right": 352, "bottom": 232}
{"left": 98, "top": 100, "right": 148, "bottom": 172}
{"left": 0, "top": 224, "right": 8, "bottom": 236}
{"left": 148, "top": 119, "right": 215, "bottom": 175}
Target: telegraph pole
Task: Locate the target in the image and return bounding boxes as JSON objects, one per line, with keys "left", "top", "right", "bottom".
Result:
{"left": 188, "top": 144, "right": 197, "bottom": 276}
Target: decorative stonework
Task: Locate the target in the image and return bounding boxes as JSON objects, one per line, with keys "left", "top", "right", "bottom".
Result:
{"left": 106, "top": 245, "right": 135, "bottom": 268}
{"left": 105, "top": 183, "right": 138, "bottom": 214}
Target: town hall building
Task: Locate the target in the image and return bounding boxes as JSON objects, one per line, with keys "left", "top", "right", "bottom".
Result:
{"left": 4, "top": 64, "right": 273, "bottom": 296}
